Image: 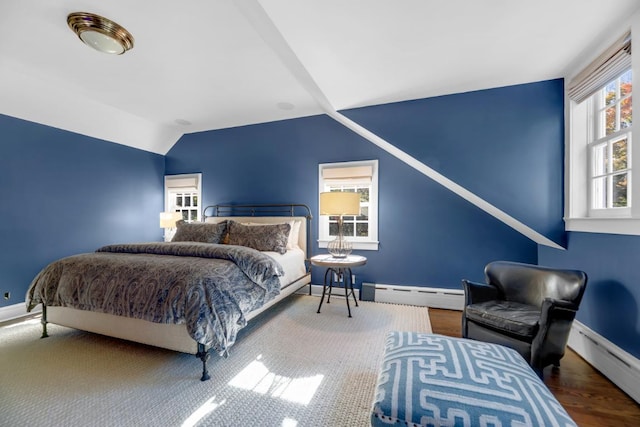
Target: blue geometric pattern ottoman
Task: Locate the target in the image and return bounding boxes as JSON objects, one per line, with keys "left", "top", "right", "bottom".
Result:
{"left": 371, "top": 332, "right": 577, "bottom": 427}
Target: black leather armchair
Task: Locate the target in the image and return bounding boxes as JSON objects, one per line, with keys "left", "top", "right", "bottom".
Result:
{"left": 462, "top": 261, "right": 587, "bottom": 376}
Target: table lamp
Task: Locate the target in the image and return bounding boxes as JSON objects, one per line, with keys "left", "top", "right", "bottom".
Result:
{"left": 320, "top": 191, "right": 360, "bottom": 258}
{"left": 160, "top": 211, "right": 183, "bottom": 242}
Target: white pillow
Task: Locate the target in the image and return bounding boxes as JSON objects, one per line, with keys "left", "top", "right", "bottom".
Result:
{"left": 242, "top": 220, "right": 301, "bottom": 250}
{"left": 289, "top": 220, "right": 301, "bottom": 250}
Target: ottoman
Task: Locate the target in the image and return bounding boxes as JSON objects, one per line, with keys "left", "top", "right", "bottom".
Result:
{"left": 371, "top": 332, "right": 577, "bottom": 427}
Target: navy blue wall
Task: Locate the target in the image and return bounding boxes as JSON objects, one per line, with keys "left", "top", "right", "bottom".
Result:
{"left": 342, "top": 79, "right": 565, "bottom": 246}
{"left": 166, "top": 91, "right": 545, "bottom": 288}
{"left": 0, "top": 114, "right": 164, "bottom": 307}
{"left": 539, "top": 233, "right": 640, "bottom": 359}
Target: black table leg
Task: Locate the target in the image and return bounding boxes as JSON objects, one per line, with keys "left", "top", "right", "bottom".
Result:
{"left": 348, "top": 267, "right": 359, "bottom": 307}
{"left": 343, "top": 268, "right": 352, "bottom": 317}
{"left": 317, "top": 266, "right": 357, "bottom": 317}
{"left": 317, "top": 268, "right": 333, "bottom": 313}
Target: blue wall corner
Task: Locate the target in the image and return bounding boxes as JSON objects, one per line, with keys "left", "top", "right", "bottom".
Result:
{"left": 0, "top": 114, "right": 164, "bottom": 307}
{"left": 539, "top": 232, "right": 640, "bottom": 359}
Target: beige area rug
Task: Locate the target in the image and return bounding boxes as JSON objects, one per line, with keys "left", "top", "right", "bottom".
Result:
{"left": 0, "top": 295, "right": 431, "bottom": 427}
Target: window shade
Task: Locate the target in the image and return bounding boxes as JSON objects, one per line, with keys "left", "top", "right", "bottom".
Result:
{"left": 567, "top": 31, "right": 632, "bottom": 104}
{"left": 166, "top": 176, "right": 199, "bottom": 190}
{"left": 322, "top": 165, "right": 373, "bottom": 184}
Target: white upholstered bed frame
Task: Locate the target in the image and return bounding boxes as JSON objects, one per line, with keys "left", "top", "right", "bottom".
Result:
{"left": 42, "top": 204, "right": 312, "bottom": 379}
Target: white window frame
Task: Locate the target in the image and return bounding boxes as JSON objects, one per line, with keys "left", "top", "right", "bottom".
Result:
{"left": 164, "top": 173, "right": 202, "bottom": 223}
{"left": 318, "top": 160, "right": 379, "bottom": 251}
{"left": 565, "top": 19, "right": 640, "bottom": 235}
{"left": 587, "top": 72, "right": 632, "bottom": 217}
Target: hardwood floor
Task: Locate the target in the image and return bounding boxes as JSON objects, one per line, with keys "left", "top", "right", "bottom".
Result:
{"left": 428, "top": 308, "right": 640, "bottom": 426}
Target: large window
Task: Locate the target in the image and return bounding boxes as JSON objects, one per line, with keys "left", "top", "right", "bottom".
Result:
{"left": 566, "top": 29, "right": 640, "bottom": 234}
{"left": 318, "top": 160, "right": 379, "bottom": 250}
{"left": 164, "top": 173, "right": 202, "bottom": 223}
{"left": 588, "top": 69, "right": 632, "bottom": 215}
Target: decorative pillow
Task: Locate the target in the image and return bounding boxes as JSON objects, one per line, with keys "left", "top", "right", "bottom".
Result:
{"left": 171, "top": 220, "right": 227, "bottom": 244}
{"left": 228, "top": 220, "right": 291, "bottom": 254}
{"left": 242, "top": 220, "right": 301, "bottom": 249}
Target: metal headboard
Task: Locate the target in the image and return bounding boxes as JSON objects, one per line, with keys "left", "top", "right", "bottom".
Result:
{"left": 202, "top": 203, "right": 313, "bottom": 264}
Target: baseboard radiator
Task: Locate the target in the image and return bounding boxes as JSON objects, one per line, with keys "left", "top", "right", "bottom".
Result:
{"left": 361, "top": 283, "right": 465, "bottom": 310}
{"left": 567, "top": 320, "right": 640, "bottom": 404}
{"left": 304, "top": 283, "right": 464, "bottom": 309}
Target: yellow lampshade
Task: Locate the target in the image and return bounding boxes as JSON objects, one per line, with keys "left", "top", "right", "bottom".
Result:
{"left": 319, "top": 192, "right": 360, "bottom": 216}
{"left": 159, "top": 211, "right": 182, "bottom": 228}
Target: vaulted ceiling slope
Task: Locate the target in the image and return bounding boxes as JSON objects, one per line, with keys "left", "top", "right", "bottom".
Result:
{"left": 1, "top": 1, "right": 638, "bottom": 154}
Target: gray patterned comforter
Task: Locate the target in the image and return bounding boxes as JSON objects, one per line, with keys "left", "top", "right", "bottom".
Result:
{"left": 26, "top": 242, "right": 284, "bottom": 355}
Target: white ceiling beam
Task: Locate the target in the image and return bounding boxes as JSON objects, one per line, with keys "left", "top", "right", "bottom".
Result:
{"left": 328, "top": 111, "right": 565, "bottom": 250}
{"left": 235, "top": 0, "right": 333, "bottom": 112}
{"left": 237, "top": 0, "right": 564, "bottom": 250}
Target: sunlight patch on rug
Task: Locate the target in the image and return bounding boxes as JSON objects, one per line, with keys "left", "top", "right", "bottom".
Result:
{"left": 228, "top": 354, "right": 323, "bottom": 405}
{"left": 181, "top": 395, "right": 226, "bottom": 427}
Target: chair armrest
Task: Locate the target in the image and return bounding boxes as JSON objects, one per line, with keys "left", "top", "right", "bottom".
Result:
{"left": 462, "top": 279, "right": 499, "bottom": 305}
{"left": 539, "top": 298, "right": 578, "bottom": 323}
{"left": 531, "top": 298, "right": 580, "bottom": 370}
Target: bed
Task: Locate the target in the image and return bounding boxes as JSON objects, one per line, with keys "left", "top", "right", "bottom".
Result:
{"left": 26, "top": 203, "right": 312, "bottom": 381}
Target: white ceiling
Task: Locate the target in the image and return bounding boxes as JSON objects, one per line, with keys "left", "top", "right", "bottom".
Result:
{"left": 1, "top": 0, "right": 638, "bottom": 155}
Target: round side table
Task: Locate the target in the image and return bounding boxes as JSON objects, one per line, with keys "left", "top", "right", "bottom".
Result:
{"left": 310, "top": 254, "right": 367, "bottom": 318}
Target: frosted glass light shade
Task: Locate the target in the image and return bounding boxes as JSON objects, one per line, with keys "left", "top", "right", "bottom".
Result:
{"left": 319, "top": 192, "right": 360, "bottom": 216}
{"left": 80, "top": 30, "right": 125, "bottom": 54}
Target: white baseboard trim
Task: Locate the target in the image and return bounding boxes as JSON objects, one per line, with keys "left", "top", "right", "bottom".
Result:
{"left": 0, "top": 302, "right": 41, "bottom": 323}
{"left": 367, "top": 283, "right": 465, "bottom": 310}
{"left": 568, "top": 320, "right": 640, "bottom": 404}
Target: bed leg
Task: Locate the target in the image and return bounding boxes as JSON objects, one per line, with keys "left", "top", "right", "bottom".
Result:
{"left": 40, "top": 305, "right": 49, "bottom": 339}
{"left": 197, "top": 343, "right": 211, "bottom": 381}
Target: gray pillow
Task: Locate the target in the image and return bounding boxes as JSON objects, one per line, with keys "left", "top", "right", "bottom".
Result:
{"left": 227, "top": 220, "right": 291, "bottom": 254}
{"left": 171, "top": 220, "right": 227, "bottom": 244}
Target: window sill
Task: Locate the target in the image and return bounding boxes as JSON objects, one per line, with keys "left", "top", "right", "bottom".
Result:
{"left": 318, "top": 240, "right": 379, "bottom": 251}
{"left": 565, "top": 217, "right": 640, "bottom": 236}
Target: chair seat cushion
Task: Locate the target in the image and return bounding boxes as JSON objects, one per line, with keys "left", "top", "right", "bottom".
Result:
{"left": 371, "top": 332, "right": 577, "bottom": 427}
{"left": 465, "top": 300, "right": 540, "bottom": 338}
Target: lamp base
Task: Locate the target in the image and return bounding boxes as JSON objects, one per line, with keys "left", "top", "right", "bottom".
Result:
{"left": 327, "top": 237, "right": 352, "bottom": 258}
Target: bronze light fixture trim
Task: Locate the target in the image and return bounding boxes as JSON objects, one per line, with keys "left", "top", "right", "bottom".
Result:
{"left": 67, "top": 12, "right": 134, "bottom": 55}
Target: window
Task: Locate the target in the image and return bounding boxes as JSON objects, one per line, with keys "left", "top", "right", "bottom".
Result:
{"left": 588, "top": 69, "right": 632, "bottom": 215}
{"left": 165, "top": 173, "right": 202, "bottom": 223}
{"left": 565, "top": 29, "right": 640, "bottom": 234}
{"left": 318, "top": 160, "right": 378, "bottom": 250}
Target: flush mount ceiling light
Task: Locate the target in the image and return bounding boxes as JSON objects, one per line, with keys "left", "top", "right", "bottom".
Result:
{"left": 67, "top": 12, "right": 134, "bottom": 55}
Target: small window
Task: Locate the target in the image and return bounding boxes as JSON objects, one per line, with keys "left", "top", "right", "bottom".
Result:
{"left": 165, "top": 173, "right": 202, "bottom": 224}
{"left": 318, "top": 160, "right": 378, "bottom": 250}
